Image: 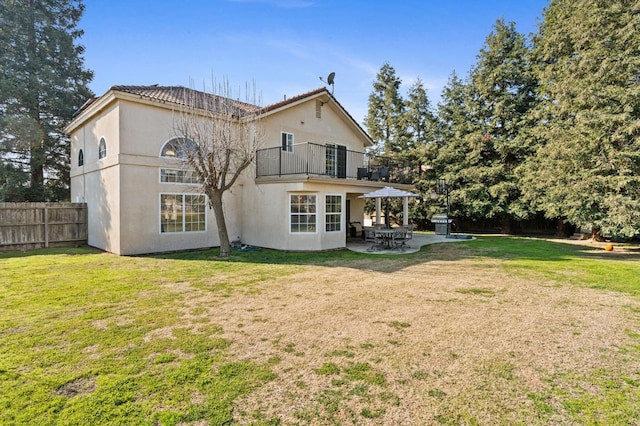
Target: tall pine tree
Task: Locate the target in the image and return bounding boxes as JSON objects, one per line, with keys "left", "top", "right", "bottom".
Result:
{"left": 403, "top": 78, "right": 440, "bottom": 227}
{"left": 521, "top": 0, "right": 640, "bottom": 239}
{"left": 365, "top": 63, "right": 406, "bottom": 155}
{"left": 0, "top": 0, "right": 93, "bottom": 201}
{"left": 403, "top": 78, "right": 437, "bottom": 150}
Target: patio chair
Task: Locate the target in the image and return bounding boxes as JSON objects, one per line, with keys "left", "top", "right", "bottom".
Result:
{"left": 392, "top": 226, "right": 408, "bottom": 249}
{"left": 378, "top": 167, "right": 389, "bottom": 182}
{"left": 357, "top": 167, "right": 370, "bottom": 180}
{"left": 363, "top": 227, "right": 376, "bottom": 243}
{"left": 406, "top": 224, "right": 414, "bottom": 240}
{"left": 350, "top": 221, "right": 363, "bottom": 238}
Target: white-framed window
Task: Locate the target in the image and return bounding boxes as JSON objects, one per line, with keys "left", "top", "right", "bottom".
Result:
{"left": 160, "top": 168, "right": 199, "bottom": 184}
{"left": 98, "top": 137, "right": 106, "bottom": 159}
{"left": 281, "top": 132, "right": 294, "bottom": 153}
{"left": 160, "top": 137, "right": 197, "bottom": 159}
{"left": 325, "top": 195, "right": 342, "bottom": 232}
{"left": 290, "top": 194, "right": 316, "bottom": 233}
{"left": 78, "top": 149, "right": 84, "bottom": 166}
{"left": 160, "top": 193, "right": 206, "bottom": 233}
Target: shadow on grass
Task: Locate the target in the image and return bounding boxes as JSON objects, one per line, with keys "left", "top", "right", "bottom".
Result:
{"left": 0, "top": 246, "right": 103, "bottom": 259}
{"left": 468, "top": 236, "right": 640, "bottom": 262}
{"left": 144, "top": 235, "right": 640, "bottom": 275}
{"left": 2, "top": 237, "right": 637, "bottom": 274}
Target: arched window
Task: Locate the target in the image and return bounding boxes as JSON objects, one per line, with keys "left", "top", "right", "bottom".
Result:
{"left": 78, "top": 149, "right": 84, "bottom": 166}
{"left": 160, "top": 137, "right": 197, "bottom": 159}
{"left": 98, "top": 137, "right": 107, "bottom": 159}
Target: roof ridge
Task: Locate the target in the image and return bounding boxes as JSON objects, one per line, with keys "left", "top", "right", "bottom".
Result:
{"left": 260, "top": 87, "right": 328, "bottom": 112}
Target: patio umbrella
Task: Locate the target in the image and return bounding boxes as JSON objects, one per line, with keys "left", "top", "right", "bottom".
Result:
{"left": 358, "top": 186, "right": 419, "bottom": 227}
{"left": 358, "top": 186, "right": 419, "bottom": 199}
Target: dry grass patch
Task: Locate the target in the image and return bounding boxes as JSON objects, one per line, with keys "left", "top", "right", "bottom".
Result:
{"left": 54, "top": 376, "right": 98, "bottom": 398}
{"left": 148, "top": 243, "right": 639, "bottom": 424}
{"left": 1, "top": 239, "right": 638, "bottom": 424}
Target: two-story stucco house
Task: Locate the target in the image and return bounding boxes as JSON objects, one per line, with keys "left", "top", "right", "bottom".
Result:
{"left": 64, "top": 85, "right": 413, "bottom": 255}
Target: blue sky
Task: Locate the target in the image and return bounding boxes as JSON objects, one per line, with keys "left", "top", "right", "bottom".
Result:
{"left": 80, "top": 0, "right": 549, "bottom": 124}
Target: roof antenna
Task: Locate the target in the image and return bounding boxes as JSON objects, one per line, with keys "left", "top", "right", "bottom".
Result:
{"left": 319, "top": 72, "right": 335, "bottom": 94}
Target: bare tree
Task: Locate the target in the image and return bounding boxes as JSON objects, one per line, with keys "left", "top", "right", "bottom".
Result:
{"left": 173, "top": 80, "right": 264, "bottom": 258}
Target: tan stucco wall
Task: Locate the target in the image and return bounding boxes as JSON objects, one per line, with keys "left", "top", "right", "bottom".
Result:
{"left": 260, "top": 98, "right": 367, "bottom": 152}
{"left": 70, "top": 102, "right": 121, "bottom": 253}
{"left": 118, "top": 101, "right": 177, "bottom": 157}
{"left": 70, "top": 97, "right": 248, "bottom": 255}
{"left": 241, "top": 176, "right": 383, "bottom": 251}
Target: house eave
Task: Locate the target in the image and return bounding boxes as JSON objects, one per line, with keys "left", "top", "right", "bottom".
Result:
{"left": 255, "top": 175, "right": 414, "bottom": 191}
{"left": 64, "top": 91, "right": 118, "bottom": 134}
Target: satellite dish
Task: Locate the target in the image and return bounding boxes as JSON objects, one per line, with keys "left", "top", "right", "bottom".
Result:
{"left": 327, "top": 72, "right": 335, "bottom": 85}
{"left": 319, "top": 72, "right": 336, "bottom": 94}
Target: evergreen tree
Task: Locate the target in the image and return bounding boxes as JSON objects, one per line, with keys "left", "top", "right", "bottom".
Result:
{"left": 0, "top": 0, "right": 93, "bottom": 201}
{"left": 403, "top": 78, "right": 437, "bottom": 150}
{"left": 432, "top": 72, "right": 477, "bottom": 221}
{"left": 521, "top": 0, "right": 640, "bottom": 239}
{"left": 365, "top": 63, "right": 406, "bottom": 155}
{"left": 403, "top": 78, "right": 439, "bottom": 227}
{"left": 436, "top": 72, "right": 471, "bottom": 148}
{"left": 436, "top": 19, "right": 538, "bottom": 231}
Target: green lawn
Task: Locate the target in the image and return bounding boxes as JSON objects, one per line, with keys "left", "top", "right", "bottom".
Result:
{"left": 0, "top": 237, "right": 639, "bottom": 425}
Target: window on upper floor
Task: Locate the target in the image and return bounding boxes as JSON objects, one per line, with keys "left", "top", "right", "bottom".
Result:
{"left": 325, "top": 144, "right": 347, "bottom": 178}
{"left": 161, "top": 137, "right": 197, "bottom": 159}
{"left": 98, "top": 137, "right": 106, "bottom": 159}
{"left": 281, "top": 132, "right": 294, "bottom": 153}
{"left": 78, "top": 149, "right": 84, "bottom": 166}
{"left": 160, "top": 138, "right": 199, "bottom": 185}
{"left": 160, "top": 168, "right": 200, "bottom": 184}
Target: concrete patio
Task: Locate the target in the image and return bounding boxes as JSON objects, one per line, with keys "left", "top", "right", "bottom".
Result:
{"left": 346, "top": 232, "right": 473, "bottom": 254}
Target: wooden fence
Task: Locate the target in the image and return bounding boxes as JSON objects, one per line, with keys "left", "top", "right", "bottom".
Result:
{"left": 0, "top": 203, "right": 87, "bottom": 252}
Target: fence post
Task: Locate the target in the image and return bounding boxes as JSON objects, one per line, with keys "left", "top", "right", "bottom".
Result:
{"left": 44, "top": 206, "right": 49, "bottom": 248}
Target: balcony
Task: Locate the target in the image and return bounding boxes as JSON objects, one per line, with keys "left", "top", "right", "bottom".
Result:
{"left": 255, "top": 143, "right": 413, "bottom": 184}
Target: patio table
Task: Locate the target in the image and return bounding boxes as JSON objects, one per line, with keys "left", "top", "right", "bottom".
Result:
{"left": 374, "top": 229, "right": 395, "bottom": 249}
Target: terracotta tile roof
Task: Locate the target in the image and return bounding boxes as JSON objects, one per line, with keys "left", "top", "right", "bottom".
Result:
{"left": 110, "top": 85, "right": 261, "bottom": 115}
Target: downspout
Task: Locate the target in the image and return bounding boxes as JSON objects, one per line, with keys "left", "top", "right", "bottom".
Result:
{"left": 82, "top": 126, "right": 86, "bottom": 203}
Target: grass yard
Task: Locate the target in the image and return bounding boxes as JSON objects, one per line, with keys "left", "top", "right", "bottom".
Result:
{"left": 1, "top": 237, "right": 639, "bottom": 425}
